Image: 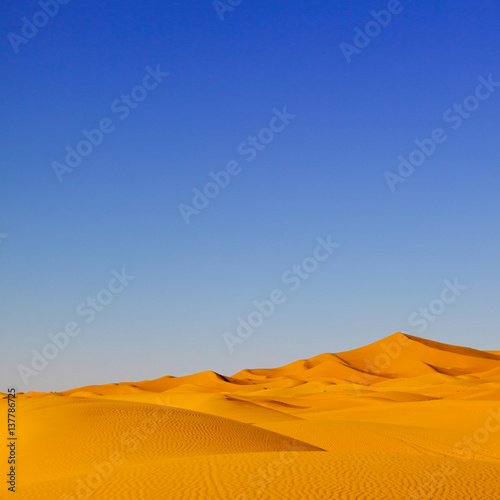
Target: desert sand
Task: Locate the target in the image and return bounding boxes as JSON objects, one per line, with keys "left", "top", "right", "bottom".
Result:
{"left": 2, "top": 333, "right": 500, "bottom": 499}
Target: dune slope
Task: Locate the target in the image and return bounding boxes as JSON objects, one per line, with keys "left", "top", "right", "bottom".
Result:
{"left": 7, "top": 333, "right": 500, "bottom": 499}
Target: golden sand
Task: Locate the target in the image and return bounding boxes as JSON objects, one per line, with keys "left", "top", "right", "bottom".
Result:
{"left": 3, "top": 333, "right": 500, "bottom": 499}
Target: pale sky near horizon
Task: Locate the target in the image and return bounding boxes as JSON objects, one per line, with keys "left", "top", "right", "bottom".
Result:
{"left": 1, "top": 0, "right": 499, "bottom": 392}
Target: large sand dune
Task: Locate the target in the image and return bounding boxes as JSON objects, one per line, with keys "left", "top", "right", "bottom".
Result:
{"left": 3, "top": 333, "right": 500, "bottom": 499}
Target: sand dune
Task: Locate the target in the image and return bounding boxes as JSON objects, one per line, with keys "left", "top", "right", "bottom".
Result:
{"left": 8, "top": 333, "right": 500, "bottom": 499}
{"left": 14, "top": 452, "right": 500, "bottom": 500}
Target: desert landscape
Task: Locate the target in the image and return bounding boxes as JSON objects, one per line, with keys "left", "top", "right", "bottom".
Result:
{"left": 3, "top": 332, "right": 500, "bottom": 499}
{"left": 2, "top": 1, "right": 497, "bottom": 498}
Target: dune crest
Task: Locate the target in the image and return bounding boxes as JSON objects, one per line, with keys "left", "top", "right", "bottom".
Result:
{"left": 8, "top": 333, "right": 500, "bottom": 499}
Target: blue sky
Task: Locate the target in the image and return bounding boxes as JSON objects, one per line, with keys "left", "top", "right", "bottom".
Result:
{"left": 1, "top": 0, "right": 499, "bottom": 392}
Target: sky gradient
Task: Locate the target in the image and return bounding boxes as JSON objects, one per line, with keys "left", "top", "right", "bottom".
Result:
{"left": 1, "top": 0, "right": 499, "bottom": 392}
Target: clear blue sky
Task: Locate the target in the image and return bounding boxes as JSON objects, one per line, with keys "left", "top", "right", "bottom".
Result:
{"left": 1, "top": 0, "right": 499, "bottom": 392}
